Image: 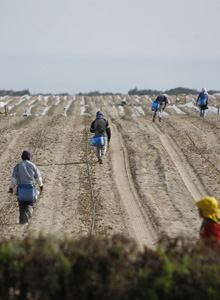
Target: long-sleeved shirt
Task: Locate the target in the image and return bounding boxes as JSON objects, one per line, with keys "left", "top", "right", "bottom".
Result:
{"left": 90, "top": 118, "right": 111, "bottom": 141}
{"left": 10, "top": 160, "right": 43, "bottom": 189}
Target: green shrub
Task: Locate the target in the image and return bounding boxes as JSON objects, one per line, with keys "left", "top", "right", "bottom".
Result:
{"left": 0, "top": 235, "right": 220, "bottom": 300}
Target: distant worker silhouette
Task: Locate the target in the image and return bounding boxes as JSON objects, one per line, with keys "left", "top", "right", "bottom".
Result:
{"left": 197, "top": 87, "right": 209, "bottom": 118}
{"left": 152, "top": 94, "right": 169, "bottom": 122}
{"left": 90, "top": 111, "right": 111, "bottom": 164}
{"left": 8, "top": 150, "right": 44, "bottom": 224}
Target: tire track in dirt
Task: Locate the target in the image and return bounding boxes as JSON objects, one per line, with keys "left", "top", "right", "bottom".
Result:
{"left": 148, "top": 123, "right": 206, "bottom": 202}
{"left": 110, "top": 121, "right": 156, "bottom": 250}
{"left": 113, "top": 117, "right": 202, "bottom": 242}
{"left": 161, "top": 115, "right": 220, "bottom": 198}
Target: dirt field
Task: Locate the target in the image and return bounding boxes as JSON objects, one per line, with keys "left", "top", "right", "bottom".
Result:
{"left": 1, "top": 93, "right": 220, "bottom": 251}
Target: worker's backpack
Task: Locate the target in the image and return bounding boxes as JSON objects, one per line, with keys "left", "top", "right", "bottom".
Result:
{"left": 152, "top": 100, "right": 160, "bottom": 111}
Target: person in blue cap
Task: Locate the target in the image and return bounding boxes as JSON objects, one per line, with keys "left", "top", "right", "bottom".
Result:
{"left": 90, "top": 111, "right": 111, "bottom": 164}
{"left": 8, "top": 150, "right": 44, "bottom": 224}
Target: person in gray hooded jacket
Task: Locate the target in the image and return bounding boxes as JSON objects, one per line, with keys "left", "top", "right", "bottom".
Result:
{"left": 90, "top": 111, "right": 111, "bottom": 164}
{"left": 8, "top": 150, "right": 44, "bottom": 224}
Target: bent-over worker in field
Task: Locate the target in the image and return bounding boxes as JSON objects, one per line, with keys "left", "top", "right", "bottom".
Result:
{"left": 90, "top": 111, "right": 111, "bottom": 164}
{"left": 8, "top": 150, "right": 44, "bottom": 224}
{"left": 152, "top": 94, "right": 169, "bottom": 122}
{"left": 195, "top": 197, "right": 220, "bottom": 248}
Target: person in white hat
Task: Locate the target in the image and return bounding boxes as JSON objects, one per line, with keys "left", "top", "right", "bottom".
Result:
{"left": 197, "top": 88, "right": 209, "bottom": 117}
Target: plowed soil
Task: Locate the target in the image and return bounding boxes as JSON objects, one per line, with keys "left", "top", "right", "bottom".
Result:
{"left": 1, "top": 94, "right": 220, "bottom": 250}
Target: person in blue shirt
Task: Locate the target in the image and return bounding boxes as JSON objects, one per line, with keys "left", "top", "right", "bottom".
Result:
{"left": 197, "top": 88, "right": 209, "bottom": 118}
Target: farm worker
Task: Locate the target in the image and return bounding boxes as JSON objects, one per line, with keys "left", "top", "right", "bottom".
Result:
{"left": 8, "top": 150, "right": 44, "bottom": 224}
{"left": 90, "top": 111, "right": 111, "bottom": 164}
{"left": 197, "top": 87, "right": 209, "bottom": 118}
{"left": 152, "top": 94, "right": 169, "bottom": 122}
{"left": 121, "top": 98, "right": 127, "bottom": 106}
{"left": 195, "top": 197, "right": 220, "bottom": 248}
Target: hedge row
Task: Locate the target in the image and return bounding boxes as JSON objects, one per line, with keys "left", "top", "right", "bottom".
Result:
{"left": 0, "top": 235, "right": 220, "bottom": 300}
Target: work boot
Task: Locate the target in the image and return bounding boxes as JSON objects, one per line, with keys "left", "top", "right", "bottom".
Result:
{"left": 98, "top": 157, "right": 103, "bottom": 164}
{"left": 159, "top": 118, "right": 162, "bottom": 122}
{"left": 152, "top": 118, "right": 155, "bottom": 122}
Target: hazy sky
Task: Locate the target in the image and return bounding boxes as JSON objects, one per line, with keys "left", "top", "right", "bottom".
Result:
{"left": 0, "top": 0, "right": 220, "bottom": 94}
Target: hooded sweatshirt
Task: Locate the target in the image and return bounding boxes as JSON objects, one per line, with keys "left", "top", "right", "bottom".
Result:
{"left": 90, "top": 111, "right": 111, "bottom": 141}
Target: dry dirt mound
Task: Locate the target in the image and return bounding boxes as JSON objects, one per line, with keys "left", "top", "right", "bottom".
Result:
{"left": 0, "top": 95, "right": 220, "bottom": 250}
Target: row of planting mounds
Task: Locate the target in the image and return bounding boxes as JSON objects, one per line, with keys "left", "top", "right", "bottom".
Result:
{"left": 0, "top": 234, "right": 220, "bottom": 300}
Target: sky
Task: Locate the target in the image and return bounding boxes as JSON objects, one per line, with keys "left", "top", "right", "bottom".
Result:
{"left": 0, "top": 0, "right": 220, "bottom": 94}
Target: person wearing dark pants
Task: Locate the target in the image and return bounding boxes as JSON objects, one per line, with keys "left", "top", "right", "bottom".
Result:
{"left": 197, "top": 87, "right": 209, "bottom": 118}
{"left": 8, "top": 150, "right": 44, "bottom": 224}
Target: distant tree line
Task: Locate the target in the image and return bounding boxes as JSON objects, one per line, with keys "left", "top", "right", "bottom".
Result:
{"left": 35, "top": 92, "right": 70, "bottom": 96}
{"left": 0, "top": 89, "right": 70, "bottom": 97}
{"left": 1, "top": 87, "right": 219, "bottom": 97}
{"left": 77, "top": 91, "right": 121, "bottom": 96}
{"left": 0, "top": 89, "right": 31, "bottom": 96}
{"left": 128, "top": 87, "right": 220, "bottom": 96}
{"left": 128, "top": 88, "right": 163, "bottom": 96}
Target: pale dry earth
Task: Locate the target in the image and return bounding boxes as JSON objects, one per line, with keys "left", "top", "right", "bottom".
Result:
{"left": 0, "top": 94, "right": 220, "bottom": 250}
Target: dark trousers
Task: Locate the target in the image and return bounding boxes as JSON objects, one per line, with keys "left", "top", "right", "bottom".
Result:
{"left": 18, "top": 202, "right": 34, "bottom": 224}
